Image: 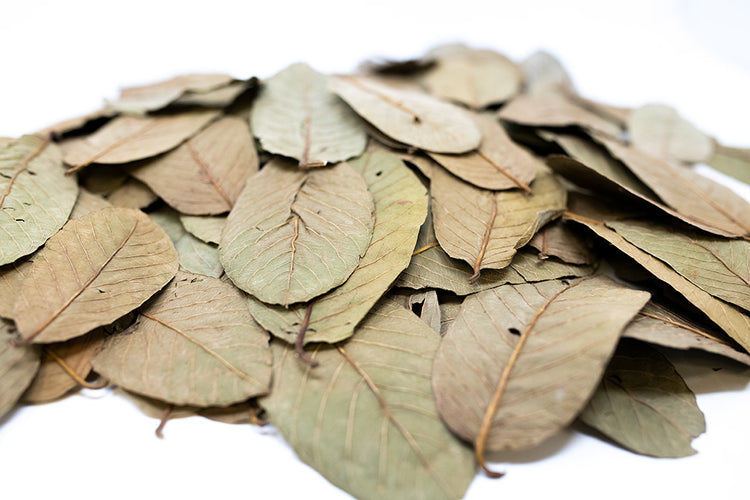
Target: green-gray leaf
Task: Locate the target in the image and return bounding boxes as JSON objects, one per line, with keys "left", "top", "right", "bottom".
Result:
{"left": 0, "top": 319, "right": 40, "bottom": 418}
{"left": 579, "top": 340, "right": 705, "bottom": 457}
{"left": 262, "top": 299, "right": 475, "bottom": 500}
{"left": 220, "top": 159, "right": 375, "bottom": 306}
{"left": 251, "top": 63, "right": 367, "bottom": 167}
{"left": 0, "top": 136, "right": 78, "bottom": 265}
{"left": 246, "top": 150, "right": 427, "bottom": 344}
{"left": 92, "top": 271, "right": 272, "bottom": 407}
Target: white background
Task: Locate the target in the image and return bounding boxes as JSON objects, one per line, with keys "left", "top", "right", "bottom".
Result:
{"left": 2, "top": 1, "right": 750, "bottom": 499}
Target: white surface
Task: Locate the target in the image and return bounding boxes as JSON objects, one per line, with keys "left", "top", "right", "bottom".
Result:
{"left": 2, "top": 1, "right": 750, "bottom": 499}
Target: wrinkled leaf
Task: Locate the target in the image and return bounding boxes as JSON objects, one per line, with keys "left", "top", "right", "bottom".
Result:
{"left": 628, "top": 104, "right": 713, "bottom": 164}
{"left": 63, "top": 110, "right": 219, "bottom": 170}
{"left": 14, "top": 207, "right": 179, "bottom": 344}
{"left": 251, "top": 63, "right": 367, "bottom": 167}
{"left": 0, "top": 135, "right": 78, "bottom": 265}
{"left": 329, "top": 75, "right": 481, "bottom": 153}
{"left": 566, "top": 211, "right": 750, "bottom": 351}
{"left": 247, "top": 150, "right": 428, "bottom": 344}
{"left": 428, "top": 113, "right": 538, "bottom": 191}
{"left": 110, "top": 74, "right": 235, "bottom": 113}
{"left": 0, "top": 319, "right": 40, "bottom": 418}
{"left": 607, "top": 219, "right": 750, "bottom": 312}
{"left": 432, "top": 277, "right": 650, "bottom": 458}
{"left": 262, "top": 299, "right": 475, "bottom": 500}
{"left": 431, "top": 166, "right": 566, "bottom": 278}
{"left": 624, "top": 302, "right": 750, "bottom": 365}
{"left": 92, "top": 271, "right": 272, "bottom": 407}
{"left": 579, "top": 340, "right": 705, "bottom": 457}
{"left": 421, "top": 47, "right": 522, "bottom": 108}
{"left": 129, "top": 117, "right": 258, "bottom": 214}
{"left": 221, "top": 159, "right": 374, "bottom": 306}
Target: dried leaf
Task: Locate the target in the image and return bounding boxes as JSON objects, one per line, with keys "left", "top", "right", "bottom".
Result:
{"left": 498, "top": 92, "right": 622, "bottom": 138}
{"left": 566, "top": 212, "right": 750, "bottom": 351}
{"left": 22, "top": 330, "right": 105, "bottom": 403}
{"left": 397, "top": 207, "right": 591, "bottom": 294}
{"left": 105, "top": 178, "right": 158, "bottom": 209}
{"left": 521, "top": 50, "right": 575, "bottom": 96}
{"left": 707, "top": 144, "right": 750, "bottom": 186}
{"left": 262, "top": 299, "right": 475, "bottom": 500}
{"left": 92, "top": 271, "right": 272, "bottom": 407}
{"left": 110, "top": 74, "right": 235, "bottom": 113}
{"left": 0, "top": 319, "right": 39, "bottom": 418}
{"left": 14, "top": 207, "right": 179, "bottom": 344}
{"left": 431, "top": 166, "right": 566, "bottom": 278}
{"left": 329, "top": 75, "right": 481, "bottom": 153}
{"left": 421, "top": 47, "right": 522, "bottom": 108}
{"left": 175, "top": 232, "right": 222, "bottom": 278}
{"left": 246, "top": 150, "right": 428, "bottom": 344}
{"left": 174, "top": 81, "right": 252, "bottom": 108}
{"left": 427, "top": 113, "right": 538, "bottom": 191}
{"left": 599, "top": 136, "right": 750, "bottom": 237}
{"left": 628, "top": 104, "right": 714, "bottom": 164}
{"left": 0, "top": 135, "right": 78, "bottom": 265}
{"left": 579, "top": 340, "right": 705, "bottom": 457}
{"left": 63, "top": 110, "right": 219, "bottom": 170}
{"left": 220, "top": 159, "right": 374, "bottom": 306}
{"left": 251, "top": 63, "right": 367, "bottom": 167}
{"left": 179, "top": 214, "right": 226, "bottom": 245}
{"left": 432, "top": 277, "right": 649, "bottom": 468}
{"left": 128, "top": 117, "right": 258, "bottom": 214}
{"left": 0, "top": 258, "right": 30, "bottom": 319}
{"left": 624, "top": 302, "right": 750, "bottom": 365}
{"left": 607, "top": 219, "right": 750, "bottom": 312}
{"left": 527, "top": 220, "right": 596, "bottom": 265}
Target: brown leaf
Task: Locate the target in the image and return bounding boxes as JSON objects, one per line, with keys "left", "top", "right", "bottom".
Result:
{"left": 428, "top": 113, "right": 538, "bottom": 191}
{"left": 421, "top": 47, "right": 522, "bottom": 108}
{"left": 129, "top": 117, "right": 258, "bottom": 214}
{"left": 0, "top": 319, "right": 40, "bottom": 418}
{"left": 432, "top": 277, "right": 649, "bottom": 473}
{"left": 329, "top": 75, "right": 481, "bottom": 153}
{"left": 110, "top": 74, "right": 235, "bottom": 113}
{"left": 63, "top": 110, "right": 219, "bottom": 170}
{"left": 14, "top": 207, "right": 178, "bottom": 344}
{"left": 431, "top": 166, "right": 566, "bottom": 279}
{"left": 92, "top": 271, "right": 272, "bottom": 407}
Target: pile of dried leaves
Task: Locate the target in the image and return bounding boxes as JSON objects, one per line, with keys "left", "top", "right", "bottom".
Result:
{"left": 2, "top": 44, "right": 750, "bottom": 500}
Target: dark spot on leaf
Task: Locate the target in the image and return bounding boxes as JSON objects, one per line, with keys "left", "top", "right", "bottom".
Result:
{"left": 607, "top": 374, "right": 623, "bottom": 384}
{"left": 561, "top": 279, "right": 570, "bottom": 286}
{"left": 22, "top": 202, "right": 31, "bottom": 206}
{"left": 27, "top": 170, "right": 36, "bottom": 176}
{"left": 375, "top": 171, "right": 383, "bottom": 176}
{"left": 0, "top": 172, "right": 11, "bottom": 179}
{"left": 508, "top": 327, "right": 520, "bottom": 336}
{"left": 15, "top": 218, "right": 24, "bottom": 222}
{"left": 98, "top": 289, "right": 105, "bottom": 293}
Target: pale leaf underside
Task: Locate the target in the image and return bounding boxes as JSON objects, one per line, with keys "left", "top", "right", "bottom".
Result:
{"left": 246, "top": 150, "right": 428, "bottom": 344}
{"left": 263, "top": 300, "right": 475, "bottom": 500}
{"left": 92, "top": 271, "right": 272, "bottom": 407}
{"left": 13, "top": 207, "right": 179, "bottom": 344}
{"left": 251, "top": 63, "right": 367, "bottom": 167}
{"left": 221, "top": 159, "right": 375, "bottom": 306}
